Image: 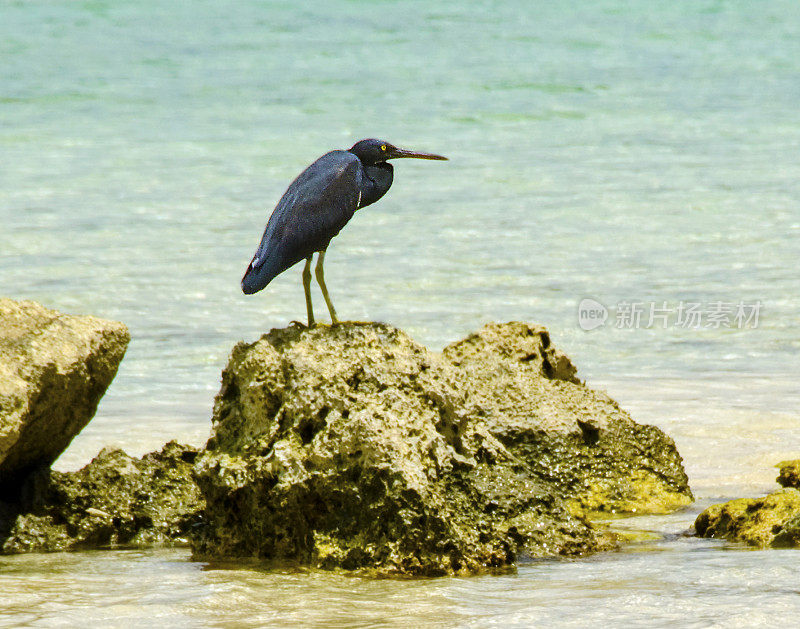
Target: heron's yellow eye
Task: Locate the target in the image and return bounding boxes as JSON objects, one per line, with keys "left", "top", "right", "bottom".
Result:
{"left": 381, "top": 144, "right": 387, "bottom": 151}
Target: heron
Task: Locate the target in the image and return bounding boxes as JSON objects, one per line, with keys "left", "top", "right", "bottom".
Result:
{"left": 241, "top": 138, "right": 447, "bottom": 326}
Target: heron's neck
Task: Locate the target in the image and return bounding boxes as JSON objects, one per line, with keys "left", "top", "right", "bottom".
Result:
{"left": 360, "top": 162, "right": 394, "bottom": 208}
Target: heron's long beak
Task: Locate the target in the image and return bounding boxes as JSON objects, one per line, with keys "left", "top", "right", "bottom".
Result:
{"left": 390, "top": 147, "right": 448, "bottom": 161}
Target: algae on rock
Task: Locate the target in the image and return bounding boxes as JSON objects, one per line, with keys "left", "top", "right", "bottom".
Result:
{"left": 695, "top": 459, "right": 800, "bottom": 548}
{"left": 194, "top": 321, "right": 692, "bottom": 575}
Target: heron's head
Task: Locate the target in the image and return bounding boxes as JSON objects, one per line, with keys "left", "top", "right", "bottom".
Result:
{"left": 349, "top": 138, "right": 448, "bottom": 166}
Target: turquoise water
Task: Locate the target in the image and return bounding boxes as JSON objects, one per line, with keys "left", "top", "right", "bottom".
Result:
{"left": 1, "top": 1, "right": 799, "bottom": 625}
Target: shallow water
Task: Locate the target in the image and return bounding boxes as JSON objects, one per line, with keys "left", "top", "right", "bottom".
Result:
{"left": 2, "top": 533, "right": 799, "bottom": 629}
{"left": 1, "top": 0, "right": 799, "bottom": 626}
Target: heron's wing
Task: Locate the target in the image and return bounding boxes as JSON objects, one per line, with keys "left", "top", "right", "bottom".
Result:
{"left": 242, "top": 151, "right": 362, "bottom": 294}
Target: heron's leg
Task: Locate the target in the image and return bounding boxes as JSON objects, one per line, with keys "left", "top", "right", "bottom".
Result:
{"left": 315, "top": 250, "right": 339, "bottom": 325}
{"left": 302, "top": 256, "right": 315, "bottom": 327}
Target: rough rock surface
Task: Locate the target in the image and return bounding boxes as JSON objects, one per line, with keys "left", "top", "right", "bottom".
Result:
{"left": 442, "top": 323, "right": 691, "bottom": 515}
{"left": 695, "top": 460, "right": 800, "bottom": 548}
{"left": 0, "top": 299, "right": 129, "bottom": 494}
{"left": 0, "top": 441, "right": 203, "bottom": 553}
{"left": 194, "top": 321, "right": 692, "bottom": 575}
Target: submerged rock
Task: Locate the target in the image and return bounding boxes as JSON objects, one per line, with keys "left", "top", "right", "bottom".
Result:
{"left": 695, "top": 459, "right": 800, "bottom": 548}
{"left": 0, "top": 441, "right": 203, "bottom": 553}
{"left": 0, "top": 299, "right": 129, "bottom": 495}
{"left": 777, "top": 459, "right": 800, "bottom": 489}
{"left": 193, "top": 321, "right": 692, "bottom": 575}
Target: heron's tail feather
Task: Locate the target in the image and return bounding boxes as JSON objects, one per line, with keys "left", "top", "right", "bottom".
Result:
{"left": 241, "top": 251, "right": 284, "bottom": 295}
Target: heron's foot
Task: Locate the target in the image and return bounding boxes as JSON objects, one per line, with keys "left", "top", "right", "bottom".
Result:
{"left": 290, "top": 318, "right": 343, "bottom": 329}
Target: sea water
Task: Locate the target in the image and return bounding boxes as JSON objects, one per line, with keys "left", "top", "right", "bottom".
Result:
{"left": 1, "top": 1, "right": 799, "bottom": 626}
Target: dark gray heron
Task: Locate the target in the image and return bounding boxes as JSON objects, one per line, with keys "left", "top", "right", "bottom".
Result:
{"left": 241, "top": 138, "right": 447, "bottom": 325}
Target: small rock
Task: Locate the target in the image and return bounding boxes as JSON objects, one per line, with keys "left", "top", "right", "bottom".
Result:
{"left": 0, "top": 441, "right": 203, "bottom": 553}
{"left": 694, "top": 488, "right": 800, "bottom": 548}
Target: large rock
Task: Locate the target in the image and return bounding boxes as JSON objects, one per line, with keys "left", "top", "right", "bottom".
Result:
{"left": 1, "top": 442, "right": 203, "bottom": 553}
{"left": 0, "top": 299, "right": 129, "bottom": 495}
{"left": 193, "top": 321, "right": 691, "bottom": 575}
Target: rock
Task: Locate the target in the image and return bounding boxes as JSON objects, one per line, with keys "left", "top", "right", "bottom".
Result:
{"left": 694, "top": 457, "right": 800, "bottom": 548}
{"left": 694, "top": 488, "right": 800, "bottom": 548}
{"left": 0, "top": 441, "right": 204, "bottom": 553}
{"left": 442, "top": 322, "right": 692, "bottom": 515}
{"left": 193, "top": 321, "right": 692, "bottom": 575}
{"left": 0, "top": 299, "right": 130, "bottom": 495}
{"left": 772, "top": 512, "right": 800, "bottom": 547}
{"left": 777, "top": 459, "right": 800, "bottom": 489}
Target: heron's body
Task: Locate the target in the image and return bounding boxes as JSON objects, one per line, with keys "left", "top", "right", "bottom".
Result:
{"left": 241, "top": 150, "right": 393, "bottom": 294}
{"left": 241, "top": 139, "right": 446, "bottom": 325}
